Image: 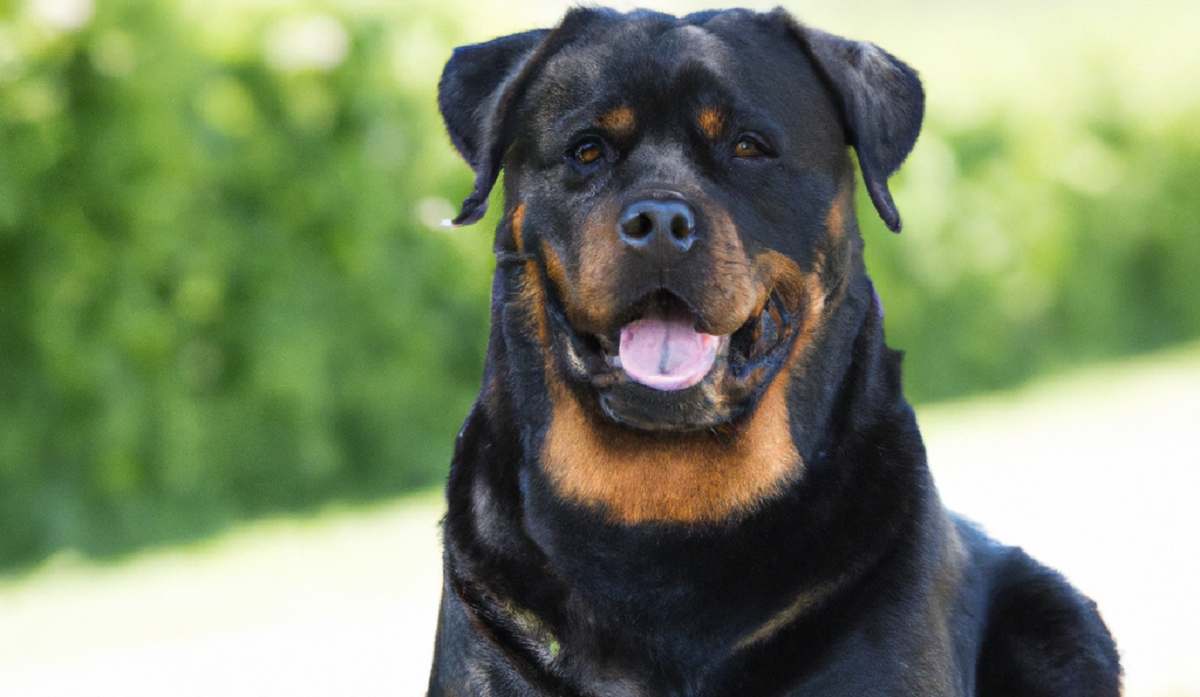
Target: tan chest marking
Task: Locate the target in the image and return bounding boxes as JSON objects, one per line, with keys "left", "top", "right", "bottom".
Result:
{"left": 541, "top": 368, "right": 801, "bottom": 524}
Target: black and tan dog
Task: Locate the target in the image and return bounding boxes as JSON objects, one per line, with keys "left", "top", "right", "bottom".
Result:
{"left": 428, "top": 8, "right": 1120, "bottom": 696}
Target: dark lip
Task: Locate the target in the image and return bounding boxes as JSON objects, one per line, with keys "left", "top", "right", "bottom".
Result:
{"left": 726, "top": 290, "right": 792, "bottom": 383}
{"left": 543, "top": 280, "right": 795, "bottom": 400}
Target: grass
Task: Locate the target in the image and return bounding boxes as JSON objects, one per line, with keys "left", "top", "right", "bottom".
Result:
{"left": 1, "top": 346, "right": 1198, "bottom": 696}
{"left": 0, "top": 489, "right": 445, "bottom": 696}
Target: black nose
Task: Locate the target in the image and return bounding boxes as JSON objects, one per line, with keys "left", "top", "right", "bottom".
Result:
{"left": 618, "top": 199, "right": 697, "bottom": 252}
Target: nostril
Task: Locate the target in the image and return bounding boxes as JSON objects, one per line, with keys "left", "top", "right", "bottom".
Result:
{"left": 638, "top": 213, "right": 657, "bottom": 237}
{"left": 636, "top": 213, "right": 653, "bottom": 239}
{"left": 621, "top": 212, "right": 653, "bottom": 241}
{"left": 669, "top": 212, "right": 693, "bottom": 241}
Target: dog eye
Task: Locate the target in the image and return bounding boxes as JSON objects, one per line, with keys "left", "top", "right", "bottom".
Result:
{"left": 733, "top": 134, "right": 767, "bottom": 159}
{"left": 569, "top": 138, "right": 606, "bottom": 166}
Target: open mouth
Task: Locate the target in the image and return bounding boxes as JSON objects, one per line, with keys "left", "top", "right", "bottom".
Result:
{"left": 547, "top": 285, "right": 795, "bottom": 429}
{"left": 617, "top": 293, "right": 722, "bottom": 391}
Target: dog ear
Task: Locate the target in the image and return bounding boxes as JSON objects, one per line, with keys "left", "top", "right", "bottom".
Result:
{"left": 776, "top": 11, "right": 925, "bottom": 233}
{"left": 438, "top": 28, "right": 550, "bottom": 226}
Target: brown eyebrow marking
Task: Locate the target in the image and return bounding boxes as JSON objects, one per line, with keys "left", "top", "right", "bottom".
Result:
{"left": 598, "top": 106, "right": 635, "bottom": 138}
{"left": 698, "top": 106, "right": 725, "bottom": 140}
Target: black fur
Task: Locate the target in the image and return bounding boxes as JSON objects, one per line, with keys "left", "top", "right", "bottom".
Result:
{"left": 428, "top": 7, "right": 1120, "bottom": 696}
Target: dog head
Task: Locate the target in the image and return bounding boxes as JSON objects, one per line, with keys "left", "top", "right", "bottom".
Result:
{"left": 439, "top": 8, "right": 922, "bottom": 522}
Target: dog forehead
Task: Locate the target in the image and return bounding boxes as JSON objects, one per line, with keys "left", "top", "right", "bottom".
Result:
{"left": 530, "top": 16, "right": 738, "bottom": 112}
{"left": 521, "top": 11, "right": 838, "bottom": 145}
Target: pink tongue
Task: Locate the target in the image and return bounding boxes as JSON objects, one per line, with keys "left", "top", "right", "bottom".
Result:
{"left": 618, "top": 314, "right": 720, "bottom": 391}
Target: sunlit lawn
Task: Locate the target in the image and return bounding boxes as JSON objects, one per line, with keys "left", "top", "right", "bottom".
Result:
{"left": 1, "top": 346, "right": 1198, "bottom": 696}
{"left": 0, "top": 490, "right": 445, "bottom": 696}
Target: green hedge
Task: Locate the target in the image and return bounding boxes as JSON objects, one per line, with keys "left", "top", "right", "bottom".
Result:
{"left": 865, "top": 109, "right": 1200, "bottom": 399}
{"left": 0, "top": 0, "right": 487, "bottom": 566}
{"left": 0, "top": 0, "right": 1197, "bottom": 570}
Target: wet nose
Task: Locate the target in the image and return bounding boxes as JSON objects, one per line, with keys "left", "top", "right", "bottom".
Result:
{"left": 618, "top": 199, "right": 697, "bottom": 252}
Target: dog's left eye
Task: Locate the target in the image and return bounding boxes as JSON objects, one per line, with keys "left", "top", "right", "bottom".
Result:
{"left": 569, "top": 139, "right": 606, "bottom": 166}
{"left": 733, "top": 134, "right": 768, "bottom": 159}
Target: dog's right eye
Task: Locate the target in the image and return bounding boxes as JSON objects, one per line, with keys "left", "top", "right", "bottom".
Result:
{"left": 568, "top": 138, "right": 606, "bottom": 166}
{"left": 733, "top": 134, "right": 769, "bottom": 159}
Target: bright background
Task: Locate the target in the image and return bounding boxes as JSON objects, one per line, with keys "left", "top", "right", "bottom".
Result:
{"left": 0, "top": 0, "right": 1197, "bottom": 694}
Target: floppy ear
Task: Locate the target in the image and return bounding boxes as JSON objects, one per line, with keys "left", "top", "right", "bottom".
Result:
{"left": 777, "top": 11, "right": 925, "bottom": 233}
{"left": 438, "top": 29, "right": 550, "bottom": 226}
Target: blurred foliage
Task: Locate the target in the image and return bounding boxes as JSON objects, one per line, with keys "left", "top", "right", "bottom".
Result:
{"left": 0, "top": 0, "right": 1197, "bottom": 570}
{"left": 0, "top": 0, "right": 487, "bottom": 567}
{"left": 865, "top": 105, "right": 1200, "bottom": 400}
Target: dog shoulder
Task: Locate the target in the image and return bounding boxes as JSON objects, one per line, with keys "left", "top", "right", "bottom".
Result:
{"left": 974, "top": 543, "right": 1121, "bottom": 697}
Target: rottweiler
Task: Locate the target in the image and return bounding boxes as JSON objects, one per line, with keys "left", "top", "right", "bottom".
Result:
{"left": 428, "top": 7, "right": 1120, "bottom": 696}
